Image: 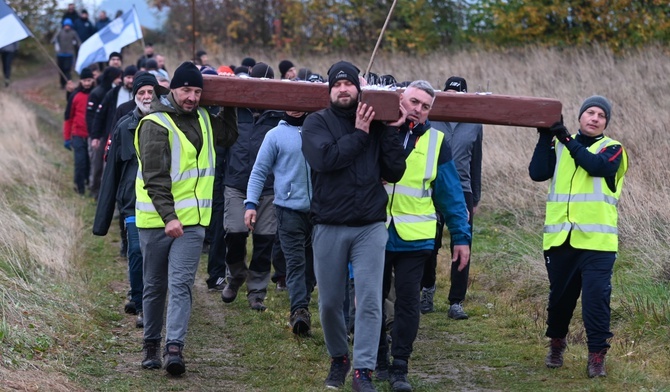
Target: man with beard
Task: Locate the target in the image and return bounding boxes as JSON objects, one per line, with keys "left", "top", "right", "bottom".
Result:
{"left": 134, "top": 62, "right": 238, "bottom": 376}
{"left": 93, "top": 72, "right": 162, "bottom": 330}
{"left": 300, "top": 61, "right": 407, "bottom": 391}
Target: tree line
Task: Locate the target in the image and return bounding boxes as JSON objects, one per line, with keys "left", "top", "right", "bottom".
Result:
{"left": 8, "top": 0, "right": 670, "bottom": 55}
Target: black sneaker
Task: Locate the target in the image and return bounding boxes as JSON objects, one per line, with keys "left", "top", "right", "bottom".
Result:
{"left": 208, "top": 277, "right": 226, "bottom": 292}
{"left": 141, "top": 339, "right": 161, "bottom": 369}
{"left": 124, "top": 301, "right": 137, "bottom": 315}
{"left": 352, "top": 368, "right": 377, "bottom": 392}
{"left": 325, "top": 354, "right": 350, "bottom": 389}
{"left": 389, "top": 359, "right": 412, "bottom": 391}
{"left": 164, "top": 343, "right": 186, "bottom": 376}
{"left": 276, "top": 276, "right": 287, "bottom": 292}
{"left": 420, "top": 285, "right": 436, "bottom": 314}
{"left": 545, "top": 337, "right": 567, "bottom": 368}
{"left": 290, "top": 308, "right": 311, "bottom": 336}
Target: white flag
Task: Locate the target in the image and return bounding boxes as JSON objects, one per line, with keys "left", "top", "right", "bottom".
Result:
{"left": 0, "top": 0, "right": 32, "bottom": 48}
{"left": 75, "top": 7, "right": 142, "bottom": 74}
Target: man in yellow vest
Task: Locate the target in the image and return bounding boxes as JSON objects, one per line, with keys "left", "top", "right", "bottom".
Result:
{"left": 529, "top": 95, "right": 628, "bottom": 378}
{"left": 134, "top": 61, "right": 238, "bottom": 376}
{"left": 379, "top": 80, "right": 471, "bottom": 392}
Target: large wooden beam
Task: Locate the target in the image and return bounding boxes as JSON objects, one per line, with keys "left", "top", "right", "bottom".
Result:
{"left": 201, "top": 75, "right": 562, "bottom": 128}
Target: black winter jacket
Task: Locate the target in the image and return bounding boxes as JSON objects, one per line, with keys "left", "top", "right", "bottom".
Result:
{"left": 223, "top": 108, "right": 284, "bottom": 194}
{"left": 91, "top": 85, "right": 132, "bottom": 140}
{"left": 301, "top": 106, "right": 406, "bottom": 226}
{"left": 92, "top": 106, "right": 141, "bottom": 235}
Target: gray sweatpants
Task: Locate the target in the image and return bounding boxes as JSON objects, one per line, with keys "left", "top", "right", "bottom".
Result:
{"left": 313, "top": 222, "right": 387, "bottom": 370}
{"left": 140, "top": 225, "right": 205, "bottom": 345}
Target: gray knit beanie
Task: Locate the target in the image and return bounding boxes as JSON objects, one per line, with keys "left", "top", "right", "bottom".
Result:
{"left": 579, "top": 95, "right": 612, "bottom": 129}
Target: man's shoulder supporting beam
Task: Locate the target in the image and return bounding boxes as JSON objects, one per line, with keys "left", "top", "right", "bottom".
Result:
{"left": 200, "top": 75, "right": 562, "bottom": 128}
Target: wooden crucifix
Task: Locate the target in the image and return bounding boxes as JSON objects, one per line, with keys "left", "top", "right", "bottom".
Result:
{"left": 200, "top": 75, "right": 562, "bottom": 128}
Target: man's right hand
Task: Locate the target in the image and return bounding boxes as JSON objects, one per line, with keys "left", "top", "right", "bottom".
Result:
{"left": 165, "top": 219, "right": 184, "bottom": 238}
{"left": 244, "top": 209, "right": 257, "bottom": 231}
{"left": 91, "top": 138, "right": 101, "bottom": 149}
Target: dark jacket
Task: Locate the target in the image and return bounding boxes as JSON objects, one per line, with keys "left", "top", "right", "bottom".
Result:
{"left": 90, "top": 84, "right": 132, "bottom": 140}
{"left": 136, "top": 93, "right": 239, "bottom": 224}
{"left": 93, "top": 107, "right": 142, "bottom": 235}
{"left": 74, "top": 17, "right": 97, "bottom": 42}
{"left": 223, "top": 108, "right": 284, "bottom": 194}
{"left": 86, "top": 69, "right": 118, "bottom": 134}
{"left": 301, "top": 105, "right": 406, "bottom": 225}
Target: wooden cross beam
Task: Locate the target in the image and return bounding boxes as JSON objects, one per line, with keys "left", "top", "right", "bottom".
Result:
{"left": 200, "top": 75, "right": 562, "bottom": 128}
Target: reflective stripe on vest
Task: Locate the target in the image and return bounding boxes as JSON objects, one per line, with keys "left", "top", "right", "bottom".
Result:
{"left": 385, "top": 128, "right": 442, "bottom": 241}
{"left": 134, "top": 107, "right": 215, "bottom": 228}
{"left": 543, "top": 135, "right": 628, "bottom": 251}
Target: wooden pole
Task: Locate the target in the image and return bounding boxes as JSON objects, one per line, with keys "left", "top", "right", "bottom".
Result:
{"left": 364, "top": 0, "right": 398, "bottom": 78}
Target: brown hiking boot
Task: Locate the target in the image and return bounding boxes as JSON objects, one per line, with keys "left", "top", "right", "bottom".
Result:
{"left": 545, "top": 338, "right": 567, "bottom": 368}
{"left": 587, "top": 349, "right": 607, "bottom": 378}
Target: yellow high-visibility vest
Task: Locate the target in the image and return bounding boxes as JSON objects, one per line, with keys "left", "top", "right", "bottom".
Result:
{"left": 543, "top": 136, "right": 628, "bottom": 251}
{"left": 385, "top": 128, "right": 443, "bottom": 241}
{"left": 134, "top": 108, "right": 215, "bottom": 229}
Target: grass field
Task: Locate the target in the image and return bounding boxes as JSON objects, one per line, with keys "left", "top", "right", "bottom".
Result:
{"left": 0, "top": 45, "right": 669, "bottom": 391}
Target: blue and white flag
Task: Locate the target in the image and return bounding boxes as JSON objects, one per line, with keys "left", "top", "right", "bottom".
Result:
{"left": 0, "top": 0, "right": 33, "bottom": 48}
{"left": 75, "top": 7, "right": 142, "bottom": 73}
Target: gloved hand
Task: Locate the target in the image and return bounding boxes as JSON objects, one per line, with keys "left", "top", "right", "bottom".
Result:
{"left": 550, "top": 116, "right": 571, "bottom": 144}
{"left": 536, "top": 126, "right": 552, "bottom": 136}
{"left": 64, "top": 140, "right": 72, "bottom": 151}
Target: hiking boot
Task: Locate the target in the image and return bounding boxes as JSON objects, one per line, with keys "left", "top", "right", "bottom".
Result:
{"left": 141, "top": 339, "right": 161, "bottom": 369}
{"left": 375, "top": 347, "right": 390, "bottom": 381}
{"left": 135, "top": 312, "right": 144, "bottom": 329}
{"left": 352, "top": 368, "right": 377, "bottom": 392}
{"left": 249, "top": 297, "right": 267, "bottom": 312}
{"left": 447, "top": 303, "right": 469, "bottom": 320}
{"left": 163, "top": 343, "right": 186, "bottom": 376}
{"left": 290, "top": 308, "right": 311, "bottom": 335}
{"left": 545, "top": 337, "right": 567, "bottom": 368}
{"left": 276, "top": 276, "right": 287, "bottom": 292}
{"left": 420, "top": 285, "right": 436, "bottom": 314}
{"left": 208, "top": 277, "right": 226, "bottom": 292}
{"left": 124, "top": 301, "right": 137, "bottom": 315}
{"left": 389, "top": 359, "right": 412, "bottom": 392}
{"left": 221, "top": 283, "right": 239, "bottom": 303}
{"left": 587, "top": 349, "right": 607, "bottom": 378}
{"left": 325, "top": 354, "right": 350, "bottom": 389}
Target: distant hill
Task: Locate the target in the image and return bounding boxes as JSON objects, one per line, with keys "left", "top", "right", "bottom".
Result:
{"left": 98, "top": 0, "right": 167, "bottom": 30}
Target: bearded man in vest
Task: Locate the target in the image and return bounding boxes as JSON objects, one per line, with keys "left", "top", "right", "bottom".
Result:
{"left": 529, "top": 95, "right": 628, "bottom": 378}
{"left": 134, "top": 61, "right": 238, "bottom": 376}
{"left": 377, "top": 80, "right": 471, "bottom": 392}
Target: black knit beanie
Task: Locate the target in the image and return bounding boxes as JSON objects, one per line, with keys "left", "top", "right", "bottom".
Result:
{"left": 278, "top": 60, "right": 294, "bottom": 79}
{"left": 250, "top": 62, "right": 275, "bottom": 79}
{"left": 170, "top": 61, "right": 204, "bottom": 89}
{"left": 444, "top": 76, "right": 467, "bottom": 92}
{"left": 80, "top": 68, "right": 94, "bottom": 80}
{"left": 123, "top": 65, "right": 138, "bottom": 77}
{"left": 327, "top": 61, "right": 360, "bottom": 92}
{"left": 579, "top": 95, "right": 612, "bottom": 129}
{"left": 132, "top": 71, "right": 158, "bottom": 96}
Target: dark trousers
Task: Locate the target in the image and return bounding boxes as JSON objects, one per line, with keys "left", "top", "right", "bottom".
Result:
{"left": 271, "top": 233, "right": 287, "bottom": 283}
{"left": 71, "top": 136, "right": 89, "bottom": 194}
{"left": 1, "top": 51, "right": 15, "bottom": 80}
{"left": 206, "top": 150, "right": 227, "bottom": 288}
{"left": 276, "top": 206, "right": 315, "bottom": 313}
{"left": 421, "top": 191, "right": 474, "bottom": 305}
{"left": 380, "top": 249, "right": 431, "bottom": 361}
{"left": 545, "top": 240, "right": 615, "bottom": 352}
{"left": 126, "top": 220, "right": 144, "bottom": 312}
{"left": 57, "top": 55, "right": 73, "bottom": 88}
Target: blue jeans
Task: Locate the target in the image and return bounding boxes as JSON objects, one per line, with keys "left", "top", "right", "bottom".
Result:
{"left": 276, "top": 206, "right": 315, "bottom": 313}
{"left": 125, "top": 219, "right": 143, "bottom": 312}
{"left": 140, "top": 225, "right": 205, "bottom": 345}
{"left": 71, "top": 136, "right": 89, "bottom": 195}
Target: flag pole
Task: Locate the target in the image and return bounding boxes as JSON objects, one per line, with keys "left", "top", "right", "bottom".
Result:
{"left": 32, "top": 36, "right": 70, "bottom": 82}
{"left": 364, "top": 0, "right": 398, "bottom": 78}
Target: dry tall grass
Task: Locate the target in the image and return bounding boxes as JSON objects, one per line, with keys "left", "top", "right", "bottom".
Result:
{"left": 0, "top": 93, "right": 85, "bottom": 371}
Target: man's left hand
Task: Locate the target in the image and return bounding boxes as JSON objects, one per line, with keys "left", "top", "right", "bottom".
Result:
{"left": 387, "top": 103, "right": 408, "bottom": 127}
{"left": 165, "top": 219, "right": 184, "bottom": 238}
{"left": 452, "top": 245, "right": 471, "bottom": 272}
